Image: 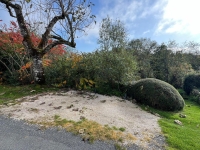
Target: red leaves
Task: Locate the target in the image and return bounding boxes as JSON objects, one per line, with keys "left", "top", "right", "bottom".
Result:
{"left": 0, "top": 20, "right": 66, "bottom": 56}
{"left": 21, "top": 62, "right": 32, "bottom": 70}
{"left": 10, "top": 21, "right": 17, "bottom": 28}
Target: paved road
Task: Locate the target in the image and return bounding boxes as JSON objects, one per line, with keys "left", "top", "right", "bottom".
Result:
{"left": 0, "top": 116, "right": 141, "bottom": 150}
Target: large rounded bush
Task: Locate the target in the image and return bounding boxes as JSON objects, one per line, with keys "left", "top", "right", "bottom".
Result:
{"left": 128, "top": 78, "right": 185, "bottom": 111}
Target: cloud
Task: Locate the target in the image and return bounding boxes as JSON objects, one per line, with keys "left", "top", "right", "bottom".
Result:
{"left": 99, "top": 0, "right": 142, "bottom": 22}
{"left": 139, "top": 0, "right": 167, "bottom": 18}
{"left": 143, "top": 30, "right": 150, "bottom": 35}
{"left": 156, "top": 0, "right": 200, "bottom": 35}
{"left": 79, "top": 0, "right": 150, "bottom": 44}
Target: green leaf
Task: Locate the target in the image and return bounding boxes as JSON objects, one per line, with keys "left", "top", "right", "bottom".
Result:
{"left": 25, "top": 0, "right": 31, "bottom": 3}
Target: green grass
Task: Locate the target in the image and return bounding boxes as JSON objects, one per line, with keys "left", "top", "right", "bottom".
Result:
{"left": 142, "top": 96, "right": 200, "bottom": 150}
{"left": 159, "top": 100, "right": 200, "bottom": 150}
{"left": 0, "top": 84, "right": 58, "bottom": 105}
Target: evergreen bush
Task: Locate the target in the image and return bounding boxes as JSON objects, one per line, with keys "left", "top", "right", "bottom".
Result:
{"left": 183, "top": 74, "right": 200, "bottom": 95}
{"left": 127, "top": 78, "right": 185, "bottom": 111}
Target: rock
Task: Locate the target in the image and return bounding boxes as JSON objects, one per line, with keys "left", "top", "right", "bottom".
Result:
{"left": 154, "top": 113, "right": 161, "bottom": 117}
{"left": 54, "top": 106, "right": 62, "bottom": 109}
{"left": 79, "top": 110, "right": 84, "bottom": 113}
{"left": 17, "top": 97, "right": 27, "bottom": 102}
{"left": 72, "top": 108, "right": 79, "bottom": 111}
{"left": 80, "top": 116, "right": 86, "bottom": 120}
{"left": 48, "top": 103, "right": 53, "bottom": 106}
{"left": 174, "top": 120, "right": 182, "bottom": 125}
{"left": 77, "top": 91, "right": 85, "bottom": 95}
{"left": 67, "top": 104, "right": 74, "bottom": 109}
{"left": 179, "top": 113, "right": 186, "bottom": 118}
{"left": 57, "top": 92, "right": 68, "bottom": 96}
{"left": 40, "top": 102, "right": 45, "bottom": 105}
{"left": 130, "top": 99, "right": 137, "bottom": 103}
{"left": 100, "top": 100, "right": 106, "bottom": 103}
{"left": 30, "top": 96, "right": 39, "bottom": 101}
{"left": 79, "top": 128, "right": 85, "bottom": 134}
{"left": 7, "top": 103, "right": 15, "bottom": 106}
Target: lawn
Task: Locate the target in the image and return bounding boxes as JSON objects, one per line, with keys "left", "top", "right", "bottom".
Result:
{"left": 0, "top": 84, "right": 58, "bottom": 105}
{"left": 158, "top": 100, "right": 200, "bottom": 150}
{"left": 144, "top": 97, "right": 200, "bottom": 150}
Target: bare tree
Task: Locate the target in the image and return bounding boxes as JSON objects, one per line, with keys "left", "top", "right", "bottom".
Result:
{"left": 0, "top": 0, "right": 96, "bottom": 84}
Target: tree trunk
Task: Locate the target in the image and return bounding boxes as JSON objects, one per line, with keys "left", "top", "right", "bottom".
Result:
{"left": 32, "top": 55, "right": 45, "bottom": 84}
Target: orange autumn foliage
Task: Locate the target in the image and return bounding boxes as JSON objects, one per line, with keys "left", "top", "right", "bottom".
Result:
{"left": 0, "top": 20, "right": 67, "bottom": 70}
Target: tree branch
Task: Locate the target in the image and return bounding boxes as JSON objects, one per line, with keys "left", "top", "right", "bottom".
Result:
{"left": 38, "top": 14, "right": 65, "bottom": 49}
{"left": 0, "top": 0, "right": 34, "bottom": 54}
{"left": 0, "top": 0, "right": 17, "bottom": 8}
{"left": 0, "top": 0, "right": 17, "bottom": 17}
{"left": 6, "top": 3, "right": 16, "bottom": 17}
{"left": 44, "top": 39, "right": 75, "bottom": 54}
{"left": 66, "top": 14, "right": 75, "bottom": 45}
{"left": 50, "top": 35, "right": 76, "bottom": 48}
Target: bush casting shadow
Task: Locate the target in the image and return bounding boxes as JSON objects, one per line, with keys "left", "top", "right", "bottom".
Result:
{"left": 127, "top": 78, "right": 185, "bottom": 111}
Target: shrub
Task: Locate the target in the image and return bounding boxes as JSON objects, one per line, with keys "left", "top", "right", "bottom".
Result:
{"left": 44, "top": 53, "right": 80, "bottom": 88}
{"left": 81, "top": 50, "right": 137, "bottom": 93}
{"left": 183, "top": 74, "right": 200, "bottom": 95}
{"left": 82, "top": 50, "right": 137, "bottom": 84}
{"left": 188, "top": 89, "right": 200, "bottom": 104}
{"left": 127, "top": 78, "right": 185, "bottom": 111}
{"left": 45, "top": 49, "right": 137, "bottom": 95}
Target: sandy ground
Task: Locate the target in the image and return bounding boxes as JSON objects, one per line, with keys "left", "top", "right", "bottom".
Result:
{"left": 0, "top": 90, "right": 164, "bottom": 148}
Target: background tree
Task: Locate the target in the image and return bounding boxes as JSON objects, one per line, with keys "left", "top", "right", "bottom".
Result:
{"left": 0, "top": 0, "right": 96, "bottom": 84}
{"left": 127, "top": 38, "right": 157, "bottom": 78}
{"left": 183, "top": 41, "right": 200, "bottom": 72}
{"left": 98, "top": 16, "right": 127, "bottom": 51}
{"left": 166, "top": 41, "right": 194, "bottom": 88}
{"left": 150, "top": 41, "right": 194, "bottom": 88}
{"left": 151, "top": 44, "right": 172, "bottom": 82}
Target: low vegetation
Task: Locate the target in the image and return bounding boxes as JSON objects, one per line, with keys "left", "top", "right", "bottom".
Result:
{"left": 0, "top": 84, "right": 58, "bottom": 105}
{"left": 183, "top": 74, "right": 200, "bottom": 95}
{"left": 35, "top": 115, "right": 136, "bottom": 144}
{"left": 127, "top": 78, "right": 185, "bottom": 111}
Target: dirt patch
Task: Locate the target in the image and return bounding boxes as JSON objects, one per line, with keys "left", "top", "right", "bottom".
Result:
{"left": 0, "top": 90, "right": 165, "bottom": 149}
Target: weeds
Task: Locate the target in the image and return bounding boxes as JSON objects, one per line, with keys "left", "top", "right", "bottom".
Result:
{"left": 38, "top": 115, "right": 136, "bottom": 144}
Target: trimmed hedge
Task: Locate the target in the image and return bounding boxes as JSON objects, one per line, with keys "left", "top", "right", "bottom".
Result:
{"left": 127, "top": 78, "right": 185, "bottom": 111}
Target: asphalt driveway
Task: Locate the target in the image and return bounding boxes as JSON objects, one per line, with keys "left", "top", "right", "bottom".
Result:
{"left": 0, "top": 115, "right": 141, "bottom": 150}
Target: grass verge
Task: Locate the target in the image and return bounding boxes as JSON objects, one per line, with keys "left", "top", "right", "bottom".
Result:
{"left": 0, "top": 84, "right": 58, "bottom": 105}
{"left": 36, "top": 115, "right": 136, "bottom": 144}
